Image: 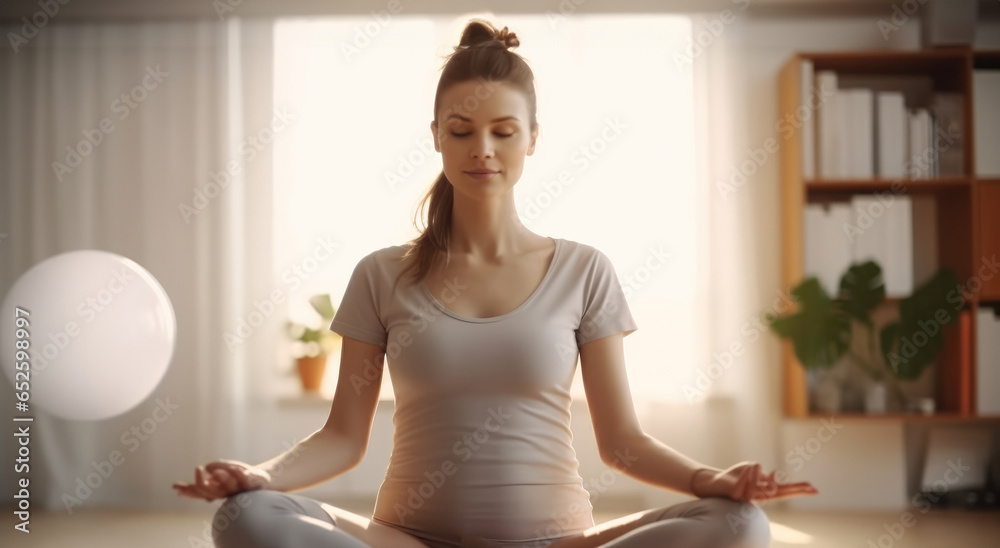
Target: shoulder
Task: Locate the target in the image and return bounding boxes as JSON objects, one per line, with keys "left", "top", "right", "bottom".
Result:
{"left": 555, "top": 237, "right": 614, "bottom": 270}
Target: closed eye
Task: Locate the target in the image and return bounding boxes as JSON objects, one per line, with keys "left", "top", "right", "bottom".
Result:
{"left": 450, "top": 132, "right": 515, "bottom": 138}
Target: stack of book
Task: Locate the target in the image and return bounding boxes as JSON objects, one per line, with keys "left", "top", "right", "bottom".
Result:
{"left": 800, "top": 61, "right": 964, "bottom": 180}
{"left": 803, "top": 197, "right": 915, "bottom": 297}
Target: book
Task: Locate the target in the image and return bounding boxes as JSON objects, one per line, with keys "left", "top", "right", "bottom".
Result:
{"left": 907, "top": 108, "right": 932, "bottom": 179}
{"left": 801, "top": 59, "right": 815, "bottom": 180}
{"left": 930, "top": 92, "right": 964, "bottom": 176}
{"left": 849, "top": 195, "right": 913, "bottom": 296}
{"left": 815, "top": 71, "right": 840, "bottom": 178}
{"left": 846, "top": 88, "right": 874, "bottom": 178}
{"left": 876, "top": 92, "right": 907, "bottom": 178}
{"left": 973, "top": 71, "right": 1000, "bottom": 177}
{"left": 976, "top": 307, "right": 1000, "bottom": 415}
{"left": 804, "top": 202, "right": 853, "bottom": 296}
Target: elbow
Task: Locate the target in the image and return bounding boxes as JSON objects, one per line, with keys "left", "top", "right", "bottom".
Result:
{"left": 599, "top": 432, "right": 647, "bottom": 468}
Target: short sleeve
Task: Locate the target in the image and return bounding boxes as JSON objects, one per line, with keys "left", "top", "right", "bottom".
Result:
{"left": 576, "top": 249, "right": 638, "bottom": 346}
{"left": 329, "top": 253, "right": 388, "bottom": 349}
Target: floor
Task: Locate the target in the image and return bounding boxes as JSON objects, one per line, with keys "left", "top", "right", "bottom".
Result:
{"left": 3, "top": 503, "right": 998, "bottom": 547}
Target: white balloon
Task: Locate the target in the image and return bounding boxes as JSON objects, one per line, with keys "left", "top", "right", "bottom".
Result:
{"left": 1, "top": 250, "right": 176, "bottom": 421}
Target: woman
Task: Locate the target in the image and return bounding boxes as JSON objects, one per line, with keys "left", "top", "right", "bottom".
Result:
{"left": 174, "top": 18, "right": 818, "bottom": 548}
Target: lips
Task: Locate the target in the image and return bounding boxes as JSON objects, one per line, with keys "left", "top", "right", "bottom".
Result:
{"left": 464, "top": 169, "right": 499, "bottom": 180}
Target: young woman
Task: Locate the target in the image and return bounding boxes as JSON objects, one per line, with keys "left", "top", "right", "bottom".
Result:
{"left": 174, "top": 18, "right": 818, "bottom": 548}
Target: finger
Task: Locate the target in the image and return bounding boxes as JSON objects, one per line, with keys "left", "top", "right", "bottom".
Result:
{"left": 772, "top": 484, "right": 820, "bottom": 500}
{"left": 732, "top": 467, "right": 753, "bottom": 500}
{"left": 207, "top": 461, "right": 260, "bottom": 492}
{"left": 211, "top": 469, "right": 240, "bottom": 494}
{"left": 196, "top": 466, "right": 227, "bottom": 499}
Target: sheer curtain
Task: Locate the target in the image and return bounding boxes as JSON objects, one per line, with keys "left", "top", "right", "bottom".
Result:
{"left": 0, "top": 18, "right": 278, "bottom": 510}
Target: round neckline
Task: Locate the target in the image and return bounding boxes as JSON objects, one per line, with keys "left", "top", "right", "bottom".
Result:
{"left": 420, "top": 237, "right": 562, "bottom": 323}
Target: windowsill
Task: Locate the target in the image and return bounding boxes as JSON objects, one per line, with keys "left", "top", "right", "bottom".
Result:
{"left": 277, "top": 392, "right": 396, "bottom": 409}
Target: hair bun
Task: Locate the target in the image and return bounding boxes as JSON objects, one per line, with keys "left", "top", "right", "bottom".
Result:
{"left": 458, "top": 19, "right": 520, "bottom": 50}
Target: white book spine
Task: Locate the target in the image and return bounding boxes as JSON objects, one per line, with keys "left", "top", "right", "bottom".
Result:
{"left": 816, "top": 71, "right": 840, "bottom": 179}
{"left": 801, "top": 60, "right": 816, "bottom": 180}
{"left": 876, "top": 92, "right": 907, "bottom": 178}
{"left": 851, "top": 89, "right": 875, "bottom": 179}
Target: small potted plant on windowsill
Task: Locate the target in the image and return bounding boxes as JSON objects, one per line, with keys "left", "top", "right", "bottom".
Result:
{"left": 285, "top": 294, "right": 340, "bottom": 393}
{"left": 768, "top": 260, "right": 961, "bottom": 414}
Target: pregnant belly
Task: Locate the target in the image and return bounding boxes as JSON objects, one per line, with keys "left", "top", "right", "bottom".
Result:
{"left": 372, "top": 478, "right": 595, "bottom": 541}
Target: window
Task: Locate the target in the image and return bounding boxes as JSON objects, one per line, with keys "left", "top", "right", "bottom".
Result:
{"left": 273, "top": 14, "right": 703, "bottom": 405}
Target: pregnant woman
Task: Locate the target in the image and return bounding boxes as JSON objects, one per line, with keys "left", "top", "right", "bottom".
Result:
{"left": 173, "top": 18, "right": 818, "bottom": 548}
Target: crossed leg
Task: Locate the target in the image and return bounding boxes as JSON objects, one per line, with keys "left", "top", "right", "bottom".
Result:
{"left": 545, "top": 497, "right": 771, "bottom": 548}
{"left": 211, "top": 490, "right": 769, "bottom": 548}
{"left": 211, "top": 489, "right": 429, "bottom": 548}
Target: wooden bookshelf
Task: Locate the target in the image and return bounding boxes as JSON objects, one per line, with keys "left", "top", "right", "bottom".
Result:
{"left": 778, "top": 48, "right": 998, "bottom": 419}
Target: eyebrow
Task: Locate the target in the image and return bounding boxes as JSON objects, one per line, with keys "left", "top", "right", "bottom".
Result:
{"left": 446, "top": 114, "right": 520, "bottom": 123}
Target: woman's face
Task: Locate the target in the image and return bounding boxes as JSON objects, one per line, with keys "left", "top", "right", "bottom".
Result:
{"left": 431, "top": 80, "right": 537, "bottom": 199}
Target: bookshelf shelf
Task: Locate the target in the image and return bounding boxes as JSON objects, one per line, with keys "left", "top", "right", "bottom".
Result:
{"left": 778, "top": 48, "right": 997, "bottom": 419}
{"left": 805, "top": 177, "right": 970, "bottom": 194}
{"left": 789, "top": 413, "right": 1000, "bottom": 423}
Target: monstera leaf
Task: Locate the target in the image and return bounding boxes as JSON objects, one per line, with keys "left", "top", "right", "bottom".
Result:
{"left": 769, "top": 277, "right": 852, "bottom": 369}
{"left": 879, "top": 268, "right": 961, "bottom": 380}
{"left": 838, "top": 261, "right": 886, "bottom": 328}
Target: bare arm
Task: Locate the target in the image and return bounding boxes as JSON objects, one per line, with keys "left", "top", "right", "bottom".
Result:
{"left": 579, "top": 333, "right": 711, "bottom": 496}
{"left": 580, "top": 333, "right": 818, "bottom": 502}
{"left": 256, "top": 335, "right": 386, "bottom": 492}
{"left": 174, "top": 335, "right": 386, "bottom": 500}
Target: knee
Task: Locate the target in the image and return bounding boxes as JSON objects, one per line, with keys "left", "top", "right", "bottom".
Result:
{"left": 211, "top": 489, "right": 288, "bottom": 548}
{"left": 700, "top": 497, "right": 771, "bottom": 548}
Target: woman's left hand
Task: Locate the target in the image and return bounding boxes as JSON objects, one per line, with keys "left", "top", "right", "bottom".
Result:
{"left": 691, "top": 461, "right": 818, "bottom": 502}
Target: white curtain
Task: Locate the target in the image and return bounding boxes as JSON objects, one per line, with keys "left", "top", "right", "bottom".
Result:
{"left": 0, "top": 18, "right": 278, "bottom": 510}
{"left": 691, "top": 13, "right": 779, "bottom": 468}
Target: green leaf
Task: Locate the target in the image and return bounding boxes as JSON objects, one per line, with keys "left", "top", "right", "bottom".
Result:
{"left": 884, "top": 268, "right": 962, "bottom": 380}
{"left": 838, "top": 261, "right": 885, "bottom": 327}
{"left": 768, "top": 277, "right": 852, "bottom": 368}
{"left": 309, "top": 294, "right": 336, "bottom": 321}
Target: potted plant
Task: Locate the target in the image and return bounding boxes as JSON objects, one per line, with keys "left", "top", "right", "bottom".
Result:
{"left": 768, "top": 260, "right": 960, "bottom": 414}
{"left": 285, "top": 294, "right": 340, "bottom": 392}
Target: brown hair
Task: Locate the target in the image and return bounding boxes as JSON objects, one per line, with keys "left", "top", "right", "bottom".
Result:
{"left": 396, "top": 18, "right": 538, "bottom": 287}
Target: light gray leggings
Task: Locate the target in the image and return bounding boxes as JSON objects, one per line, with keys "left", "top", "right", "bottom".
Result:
{"left": 211, "top": 489, "right": 771, "bottom": 548}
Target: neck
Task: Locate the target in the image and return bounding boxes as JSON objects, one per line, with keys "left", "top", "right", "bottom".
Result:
{"left": 449, "top": 189, "right": 531, "bottom": 260}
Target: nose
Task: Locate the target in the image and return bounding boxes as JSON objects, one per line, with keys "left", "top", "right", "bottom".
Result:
{"left": 470, "top": 132, "right": 495, "bottom": 159}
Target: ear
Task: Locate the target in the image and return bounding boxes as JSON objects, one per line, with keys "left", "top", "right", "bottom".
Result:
{"left": 430, "top": 120, "right": 441, "bottom": 152}
{"left": 526, "top": 125, "right": 539, "bottom": 156}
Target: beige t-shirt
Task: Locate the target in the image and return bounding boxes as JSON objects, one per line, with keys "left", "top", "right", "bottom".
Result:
{"left": 329, "top": 236, "right": 638, "bottom": 544}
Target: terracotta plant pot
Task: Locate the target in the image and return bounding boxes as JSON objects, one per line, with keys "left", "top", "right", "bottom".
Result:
{"left": 296, "top": 355, "right": 327, "bottom": 392}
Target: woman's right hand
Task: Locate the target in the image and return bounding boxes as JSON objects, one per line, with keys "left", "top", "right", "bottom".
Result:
{"left": 172, "top": 460, "right": 271, "bottom": 502}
